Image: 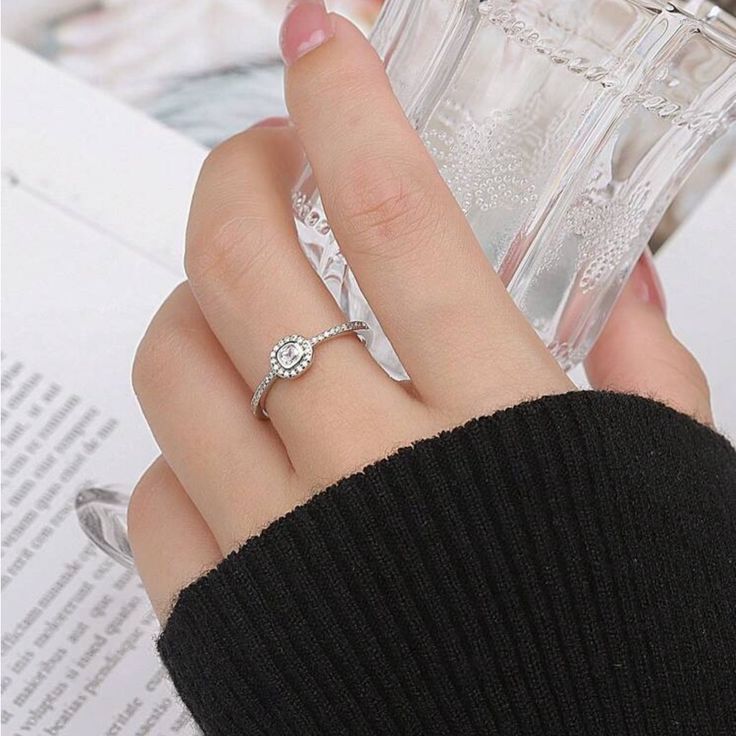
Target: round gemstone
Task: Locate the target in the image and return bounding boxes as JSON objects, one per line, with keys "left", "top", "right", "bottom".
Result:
{"left": 276, "top": 341, "right": 303, "bottom": 370}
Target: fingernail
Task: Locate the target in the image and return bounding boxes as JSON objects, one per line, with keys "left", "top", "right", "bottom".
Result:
{"left": 249, "top": 116, "right": 290, "bottom": 129}
{"left": 279, "top": 0, "right": 334, "bottom": 67}
{"left": 631, "top": 248, "right": 667, "bottom": 314}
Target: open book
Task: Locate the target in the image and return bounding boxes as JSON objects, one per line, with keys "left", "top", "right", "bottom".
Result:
{"left": 3, "top": 34, "right": 736, "bottom": 736}
{"left": 2, "top": 41, "right": 205, "bottom": 735}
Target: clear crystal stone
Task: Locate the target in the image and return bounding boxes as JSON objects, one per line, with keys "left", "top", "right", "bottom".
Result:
{"left": 276, "top": 342, "right": 303, "bottom": 370}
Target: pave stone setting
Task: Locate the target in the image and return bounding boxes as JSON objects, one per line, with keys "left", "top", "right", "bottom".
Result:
{"left": 270, "top": 335, "right": 313, "bottom": 379}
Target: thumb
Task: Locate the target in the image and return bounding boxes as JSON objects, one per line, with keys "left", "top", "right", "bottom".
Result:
{"left": 584, "top": 249, "right": 713, "bottom": 426}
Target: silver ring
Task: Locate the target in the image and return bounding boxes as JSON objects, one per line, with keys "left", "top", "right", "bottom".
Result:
{"left": 251, "top": 320, "right": 370, "bottom": 419}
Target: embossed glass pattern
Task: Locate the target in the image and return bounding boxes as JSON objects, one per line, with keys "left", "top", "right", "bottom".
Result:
{"left": 293, "top": 0, "right": 736, "bottom": 376}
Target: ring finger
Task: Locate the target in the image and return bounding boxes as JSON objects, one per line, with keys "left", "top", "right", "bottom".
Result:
{"left": 184, "top": 124, "right": 419, "bottom": 484}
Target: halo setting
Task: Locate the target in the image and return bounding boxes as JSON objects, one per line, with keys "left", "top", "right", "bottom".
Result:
{"left": 251, "top": 321, "right": 370, "bottom": 419}
{"left": 270, "top": 335, "right": 313, "bottom": 379}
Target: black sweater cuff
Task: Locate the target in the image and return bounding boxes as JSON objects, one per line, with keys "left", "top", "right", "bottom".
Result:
{"left": 159, "top": 392, "right": 736, "bottom": 735}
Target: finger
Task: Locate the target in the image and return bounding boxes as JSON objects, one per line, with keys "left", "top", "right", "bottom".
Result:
{"left": 585, "top": 250, "right": 713, "bottom": 426}
{"left": 128, "top": 457, "right": 222, "bottom": 623}
{"left": 133, "top": 282, "right": 296, "bottom": 552}
{"left": 282, "top": 9, "right": 570, "bottom": 415}
{"left": 184, "top": 124, "right": 419, "bottom": 483}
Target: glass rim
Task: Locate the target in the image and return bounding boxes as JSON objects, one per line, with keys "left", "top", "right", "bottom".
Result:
{"left": 478, "top": 0, "right": 736, "bottom": 54}
{"left": 612, "top": 0, "right": 736, "bottom": 53}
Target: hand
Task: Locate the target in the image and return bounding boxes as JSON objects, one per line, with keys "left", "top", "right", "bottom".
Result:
{"left": 129, "top": 2, "right": 712, "bottom": 621}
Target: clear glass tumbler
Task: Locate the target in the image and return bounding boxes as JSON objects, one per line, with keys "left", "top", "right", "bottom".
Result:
{"left": 294, "top": 0, "right": 736, "bottom": 376}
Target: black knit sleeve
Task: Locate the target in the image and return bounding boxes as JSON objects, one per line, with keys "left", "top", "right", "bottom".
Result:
{"left": 158, "top": 392, "right": 736, "bottom": 735}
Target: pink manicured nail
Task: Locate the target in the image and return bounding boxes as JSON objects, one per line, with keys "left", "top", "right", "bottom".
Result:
{"left": 631, "top": 248, "right": 667, "bottom": 314}
{"left": 279, "top": 0, "right": 334, "bottom": 67}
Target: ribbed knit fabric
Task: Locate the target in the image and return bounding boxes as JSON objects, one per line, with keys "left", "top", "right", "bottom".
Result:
{"left": 159, "top": 392, "right": 736, "bottom": 735}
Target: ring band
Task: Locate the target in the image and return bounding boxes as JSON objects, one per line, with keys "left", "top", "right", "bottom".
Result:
{"left": 251, "top": 320, "right": 370, "bottom": 419}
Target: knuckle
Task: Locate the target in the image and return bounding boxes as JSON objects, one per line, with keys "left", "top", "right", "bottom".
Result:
{"left": 132, "top": 301, "right": 189, "bottom": 400}
{"left": 198, "top": 131, "right": 250, "bottom": 184}
{"left": 186, "top": 131, "right": 281, "bottom": 291}
{"left": 668, "top": 339, "right": 712, "bottom": 402}
{"left": 186, "top": 210, "right": 281, "bottom": 297}
{"left": 334, "top": 160, "right": 440, "bottom": 260}
{"left": 127, "top": 461, "right": 168, "bottom": 545}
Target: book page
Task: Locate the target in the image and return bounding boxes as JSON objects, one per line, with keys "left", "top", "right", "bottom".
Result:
{"left": 1, "top": 176, "right": 199, "bottom": 736}
{"left": 2, "top": 42, "right": 207, "bottom": 736}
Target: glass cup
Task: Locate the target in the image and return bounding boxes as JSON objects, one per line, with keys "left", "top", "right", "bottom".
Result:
{"left": 294, "top": 0, "right": 736, "bottom": 376}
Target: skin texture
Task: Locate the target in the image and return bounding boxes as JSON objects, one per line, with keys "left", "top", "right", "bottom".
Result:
{"left": 128, "top": 5, "right": 713, "bottom": 623}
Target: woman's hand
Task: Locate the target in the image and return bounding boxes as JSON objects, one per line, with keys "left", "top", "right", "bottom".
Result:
{"left": 128, "top": 2, "right": 712, "bottom": 621}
